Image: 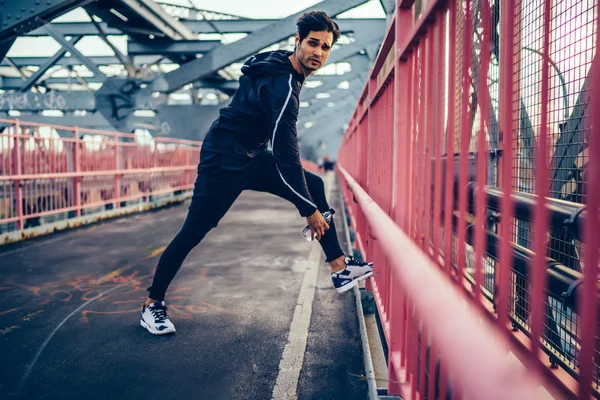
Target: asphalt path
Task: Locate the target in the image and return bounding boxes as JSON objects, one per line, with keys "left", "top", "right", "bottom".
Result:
{"left": 0, "top": 176, "right": 367, "bottom": 400}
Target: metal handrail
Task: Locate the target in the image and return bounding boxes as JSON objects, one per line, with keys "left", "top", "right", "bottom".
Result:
{"left": 338, "top": 164, "right": 548, "bottom": 400}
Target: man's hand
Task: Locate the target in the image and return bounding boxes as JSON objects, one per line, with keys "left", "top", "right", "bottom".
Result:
{"left": 306, "top": 210, "right": 330, "bottom": 241}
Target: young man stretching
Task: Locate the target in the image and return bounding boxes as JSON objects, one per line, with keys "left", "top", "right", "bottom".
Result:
{"left": 141, "top": 11, "right": 373, "bottom": 335}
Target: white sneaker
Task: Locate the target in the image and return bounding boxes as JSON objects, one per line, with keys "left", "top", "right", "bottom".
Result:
{"left": 140, "top": 301, "right": 176, "bottom": 335}
{"left": 331, "top": 256, "right": 374, "bottom": 293}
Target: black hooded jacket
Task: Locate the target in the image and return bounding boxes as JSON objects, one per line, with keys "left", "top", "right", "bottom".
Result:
{"left": 201, "top": 50, "right": 317, "bottom": 217}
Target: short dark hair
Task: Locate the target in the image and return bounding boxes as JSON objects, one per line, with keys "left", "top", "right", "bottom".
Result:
{"left": 296, "top": 11, "right": 341, "bottom": 46}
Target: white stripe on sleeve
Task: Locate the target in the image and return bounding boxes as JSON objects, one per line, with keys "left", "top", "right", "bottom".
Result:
{"left": 271, "top": 74, "right": 317, "bottom": 210}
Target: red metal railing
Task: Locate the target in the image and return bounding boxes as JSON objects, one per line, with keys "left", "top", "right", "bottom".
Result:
{"left": 337, "top": 0, "right": 599, "bottom": 398}
{"left": 0, "top": 119, "right": 200, "bottom": 234}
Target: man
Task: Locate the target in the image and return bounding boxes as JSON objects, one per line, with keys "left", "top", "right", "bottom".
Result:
{"left": 140, "top": 11, "right": 373, "bottom": 335}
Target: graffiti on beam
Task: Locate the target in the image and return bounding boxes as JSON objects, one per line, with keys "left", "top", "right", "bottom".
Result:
{"left": 0, "top": 90, "right": 67, "bottom": 111}
{"left": 107, "top": 80, "right": 138, "bottom": 121}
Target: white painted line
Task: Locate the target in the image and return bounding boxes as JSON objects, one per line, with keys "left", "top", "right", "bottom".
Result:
{"left": 270, "top": 244, "right": 322, "bottom": 400}
{"left": 270, "top": 173, "right": 333, "bottom": 400}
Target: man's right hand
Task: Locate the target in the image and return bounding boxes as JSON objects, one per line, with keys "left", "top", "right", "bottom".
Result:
{"left": 306, "top": 210, "right": 330, "bottom": 241}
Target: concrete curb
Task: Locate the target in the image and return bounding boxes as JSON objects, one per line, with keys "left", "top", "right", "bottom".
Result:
{"left": 338, "top": 184, "right": 381, "bottom": 400}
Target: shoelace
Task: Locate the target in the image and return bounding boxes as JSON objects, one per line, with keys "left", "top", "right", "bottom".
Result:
{"left": 150, "top": 305, "right": 167, "bottom": 323}
{"left": 347, "top": 257, "right": 369, "bottom": 267}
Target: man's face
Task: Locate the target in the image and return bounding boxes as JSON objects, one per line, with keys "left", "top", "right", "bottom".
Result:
{"left": 295, "top": 30, "right": 333, "bottom": 72}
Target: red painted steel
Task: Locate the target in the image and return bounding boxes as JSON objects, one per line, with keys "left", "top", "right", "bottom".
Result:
{"left": 0, "top": 118, "right": 201, "bottom": 234}
{"left": 473, "top": 0, "right": 491, "bottom": 307}
{"left": 337, "top": 0, "right": 598, "bottom": 398}
{"left": 497, "top": 0, "right": 516, "bottom": 339}
{"left": 339, "top": 165, "right": 547, "bottom": 400}
{"left": 444, "top": 0, "right": 457, "bottom": 281}
{"left": 432, "top": 12, "right": 445, "bottom": 259}
{"left": 530, "top": 0, "right": 552, "bottom": 368}
{"left": 457, "top": 0, "right": 471, "bottom": 290}
{"left": 578, "top": 3, "right": 600, "bottom": 399}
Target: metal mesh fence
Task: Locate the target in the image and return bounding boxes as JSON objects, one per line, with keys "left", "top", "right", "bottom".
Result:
{"left": 0, "top": 120, "right": 201, "bottom": 235}
{"left": 443, "top": 0, "right": 599, "bottom": 393}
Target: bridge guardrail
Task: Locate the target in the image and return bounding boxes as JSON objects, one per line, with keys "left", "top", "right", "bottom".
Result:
{"left": 337, "top": 0, "right": 599, "bottom": 398}
{"left": 0, "top": 118, "right": 201, "bottom": 237}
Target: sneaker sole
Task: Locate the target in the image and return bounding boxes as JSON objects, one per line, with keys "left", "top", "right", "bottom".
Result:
{"left": 335, "top": 271, "right": 373, "bottom": 294}
{"left": 140, "top": 319, "right": 176, "bottom": 335}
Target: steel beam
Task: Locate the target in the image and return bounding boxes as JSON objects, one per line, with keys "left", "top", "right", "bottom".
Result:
{"left": 2, "top": 57, "right": 30, "bottom": 80}
{"left": 298, "top": 106, "right": 356, "bottom": 131}
{"left": 138, "top": 0, "right": 195, "bottom": 40}
{"left": 299, "top": 113, "right": 351, "bottom": 143}
{"left": 156, "top": 102, "right": 229, "bottom": 140}
{"left": 127, "top": 40, "right": 220, "bottom": 56}
{"left": 0, "top": 37, "right": 15, "bottom": 61}
{"left": 1, "top": 76, "right": 238, "bottom": 91}
{"left": 194, "top": 80, "right": 239, "bottom": 92}
{"left": 303, "top": 73, "right": 365, "bottom": 100}
{"left": 66, "top": 65, "right": 91, "bottom": 90}
{"left": 40, "top": 24, "right": 108, "bottom": 82}
{"left": 121, "top": 0, "right": 195, "bottom": 41}
{"left": 303, "top": 78, "right": 363, "bottom": 107}
{"left": 87, "top": 10, "right": 136, "bottom": 78}
{"left": 19, "top": 35, "right": 83, "bottom": 92}
{"left": 379, "top": 0, "right": 396, "bottom": 15}
{"left": 302, "top": 55, "right": 369, "bottom": 97}
{"left": 0, "top": 112, "right": 152, "bottom": 133}
{"left": 298, "top": 112, "right": 351, "bottom": 159}
{"left": 305, "top": 86, "right": 362, "bottom": 109}
{"left": 299, "top": 91, "right": 360, "bottom": 121}
{"left": 549, "top": 70, "right": 592, "bottom": 199}
{"left": 325, "top": 41, "right": 374, "bottom": 65}
{"left": 144, "top": 0, "right": 371, "bottom": 94}
{"left": 303, "top": 74, "right": 357, "bottom": 95}
{"left": 0, "top": 90, "right": 95, "bottom": 111}
{"left": 1, "top": 55, "right": 163, "bottom": 67}
{"left": 172, "top": 19, "right": 388, "bottom": 37}
{"left": 0, "top": 0, "right": 92, "bottom": 42}
{"left": 0, "top": 86, "right": 227, "bottom": 112}
{"left": 27, "top": 19, "right": 386, "bottom": 37}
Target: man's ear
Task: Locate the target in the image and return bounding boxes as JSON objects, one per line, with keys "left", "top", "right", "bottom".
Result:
{"left": 295, "top": 33, "right": 300, "bottom": 48}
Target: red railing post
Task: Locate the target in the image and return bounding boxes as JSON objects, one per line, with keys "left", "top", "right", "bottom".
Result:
{"left": 184, "top": 146, "right": 191, "bottom": 188}
{"left": 530, "top": 0, "right": 552, "bottom": 366}
{"left": 12, "top": 119, "right": 23, "bottom": 231}
{"left": 474, "top": 0, "right": 493, "bottom": 305}
{"left": 456, "top": 0, "right": 473, "bottom": 287}
{"left": 432, "top": 11, "right": 446, "bottom": 261}
{"left": 113, "top": 137, "right": 120, "bottom": 208}
{"left": 577, "top": 3, "right": 600, "bottom": 397}
{"left": 423, "top": 30, "right": 435, "bottom": 252}
{"left": 443, "top": 0, "right": 457, "bottom": 280}
{"left": 73, "top": 126, "right": 81, "bottom": 217}
{"left": 389, "top": 2, "right": 417, "bottom": 396}
{"left": 496, "top": 0, "right": 516, "bottom": 332}
{"left": 365, "top": 72, "right": 377, "bottom": 287}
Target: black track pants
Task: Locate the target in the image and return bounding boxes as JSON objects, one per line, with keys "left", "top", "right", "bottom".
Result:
{"left": 147, "top": 151, "right": 345, "bottom": 301}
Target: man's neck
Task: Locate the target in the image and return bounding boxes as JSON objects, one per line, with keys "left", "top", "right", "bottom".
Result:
{"left": 289, "top": 53, "right": 311, "bottom": 78}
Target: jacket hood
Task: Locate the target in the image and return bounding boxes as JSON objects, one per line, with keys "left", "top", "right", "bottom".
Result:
{"left": 241, "top": 50, "right": 304, "bottom": 82}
